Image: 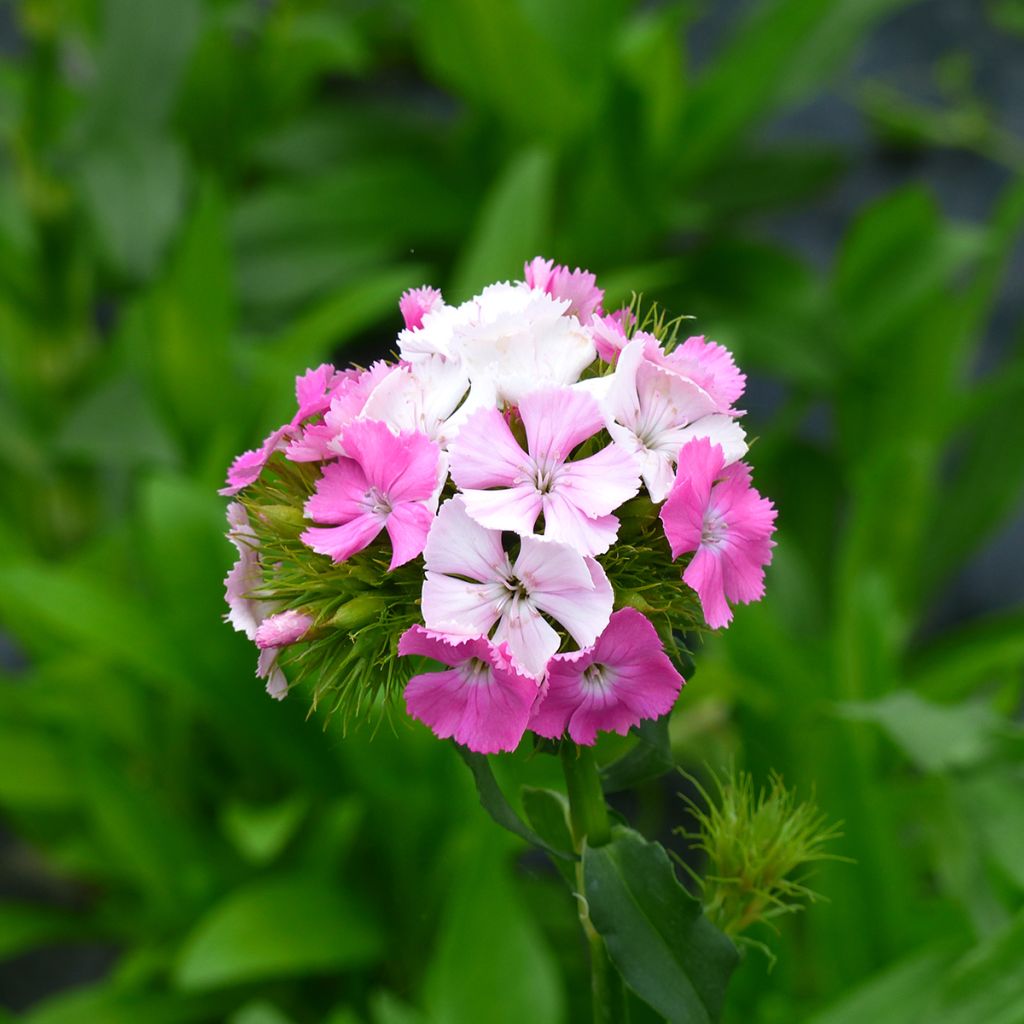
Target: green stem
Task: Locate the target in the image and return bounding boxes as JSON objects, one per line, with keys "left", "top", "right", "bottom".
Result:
{"left": 561, "top": 742, "right": 611, "bottom": 849}
{"left": 561, "top": 743, "right": 616, "bottom": 1024}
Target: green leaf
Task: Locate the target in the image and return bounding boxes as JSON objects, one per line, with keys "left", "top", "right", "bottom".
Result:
{"left": 229, "top": 1002, "right": 298, "bottom": 1024}
{"left": 925, "top": 909, "right": 1024, "bottom": 1023}
{"left": 174, "top": 875, "right": 383, "bottom": 990}
{"left": 957, "top": 769, "right": 1024, "bottom": 891}
{"left": 220, "top": 796, "right": 309, "bottom": 866}
{"left": 583, "top": 826, "right": 738, "bottom": 1024}
{"left": 0, "top": 903, "right": 91, "bottom": 959}
{"left": 369, "top": 991, "right": 429, "bottom": 1024}
{"left": 23, "top": 985, "right": 218, "bottom": 1024}
{"left": 450, "top": 148, "right": 553, "bottom": 301}
{"left": 600, "top": 716, "right": 674, "bottom": 794}
{"left": 425, "top": 833, "right": 565, "bottom": 1024}
{"left": 88, "top": 0, "right": 201, "bottom": 131}
{"left": 0, "top": 726, "right": 78, "bottom": 809}
{"left": 79, "top": 133, "right": 188, "bottom": 278}
{"left": 455, "top": 747, "right": 574, "bottom": 860}
{"left": 55, "top": 370, "right": 179, "bottom": 469}
{"left": 806, "top": 943, "right": 963, "bottom": 1024}
{"left": 520, "top": 787, "right": 576, "bottom": 885}
{"left": 838, "top": 691, "right": 1005, "bottom": 773}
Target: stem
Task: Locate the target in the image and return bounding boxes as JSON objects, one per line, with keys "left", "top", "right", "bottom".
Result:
{"left": 561, "top": 743, "right": 616, "bottom": 1023}
{"left": 560, "top": 742, "right": 611, "bottom": 849}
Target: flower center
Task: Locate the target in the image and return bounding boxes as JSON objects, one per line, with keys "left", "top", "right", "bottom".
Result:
{"left": 530, "top": 455, "right": 561, "bottom": 495}
{"left": 582, "top": 663, "right": 615, "bottom": 692}
{"left": 701, "top": 509, "right": 726, "bottom": 546}
{"left": 460, "top": 657, "right": 491, "bottom": 685}
{"left": 362, "top": 486, "right": 393, "bottom": 518}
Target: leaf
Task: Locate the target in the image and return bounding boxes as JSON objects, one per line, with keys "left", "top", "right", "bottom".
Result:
{"left": 229, "top": 1002, "right": 298, "bottom": 1024}
{"left": 23, "top": 985, "right": 219, "bottom": 1024}
{"left": 806, "top": 943, "right": 963, "bottom": 1024}
{"left": 78, "top": 133, "right": 188, "bottom": 278}
{"left": 600, "top": 716, "right": 674, "bottom": 794}
{"left": 55, "top": 370, "right": 179, "bottom": 469}
{"left": 449, "top": 148, "right": 553, "bottom": 302}
{"left": 838, "top": 691, "right": 1005, "bottom": 773}
{"left": 520, "top": 786, "right": 576, "bottom": 885}
{"left": 88, "top": 0, "right": 201, "bottom": 131}
{"left": 0, "top": 904, "right": 91, "bottom": 959}
{"left": 424, "top": 832, "right": 565, "bottom": 1024}
{"left": 956, "top": 769, "right": 1024, "bottom": 891}
{"left": 174, "top": 875, "right": 383, "bottom": 990}
{"left": 455, "top": 747, "right": 574, "bottom": 860}
{"left": 0, "top": 725, "right": 78, "bottom": 809}
{"left": 220, "top": 796, "right": 309, "bottom": 866}
{"left": 583, "top": 826, "right": 738, "bottom": 1024}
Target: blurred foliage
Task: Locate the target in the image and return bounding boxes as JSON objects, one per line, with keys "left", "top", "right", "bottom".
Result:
{"left": 0, "top": 0, "right": 1023, "bottom": 1021}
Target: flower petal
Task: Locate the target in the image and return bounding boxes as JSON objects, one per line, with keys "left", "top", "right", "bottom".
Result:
{"left": 448, "top": 406, "right": 530, "bottom": 489}
{"left": 519, "top": 387, "right": 604, "bottom": 463}
{"left": 304, "top": 458, "right": 370, "bottom": 525}
{"left": 421, "top": 573, "right": 505, "bottom": 637}
{"left": 385, "top": 501, "right": 435, "bottom": 569}
{"left": 423, "top": 498, "right": 510, "bottom": 583}
{"left": 300, "top": 513, "right": 383, "bottom": 563}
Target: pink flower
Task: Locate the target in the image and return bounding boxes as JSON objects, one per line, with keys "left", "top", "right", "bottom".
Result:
{"left": 254, "top": 610, "right": 313, "bottom": 649}
{"left": 591, "top": 310, "right": 633, "bottom": 363}
{"left": 399, "top": 626, "right": 538, "bottom": 753}
{"left": 449, "top": 387, "right": 640, "bottom": 556}
{"left": 605, "top": 338, "right": 747, "bottom": 503}
{"left": 643, "top": 335, "right": 746, "bottom": 413}
{"left": 422, "top": 498, "right": 613, "bottom": 678}
{"left": 301, "top": 419, "right": 442, "bottom": 570}
{"left": 659, "top": 437, "right": 776, "bottom": 629}
{"left": 286, "top": 361, "right": 393, "bottom": 463}
{"left": 399, "top": 286, "right": 444, "bottom": 330}
{"left": 258, "top": 649, "right": 288, "bottom": 701}
{"left": 524, "top": 257, "right": 604, "bottom": 322}
{"left": 531, "top": 608, "right": 684, "bottom": 745}
{"left": 220, "top": 365, "right": 352, "bottom": 493}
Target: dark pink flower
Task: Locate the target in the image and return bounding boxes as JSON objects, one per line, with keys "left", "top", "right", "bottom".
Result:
{"left": 399, "top": 626, "right": 539, "bottom": 753}
{"left": 530, "top": 608, "right": 683, "bottom": 745}
{"left": 399, "top": 286, "right": 444, "bottom": 330}
{"left": 301, "top": 419, "right": 441, "bottom": 570}
{"left": 659, "top": 437, "right": 776, "bottom": 629}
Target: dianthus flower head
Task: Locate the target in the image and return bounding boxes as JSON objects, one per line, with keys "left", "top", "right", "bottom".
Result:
{"left": 219, "top": 260, "right": 776, "bottom": 742}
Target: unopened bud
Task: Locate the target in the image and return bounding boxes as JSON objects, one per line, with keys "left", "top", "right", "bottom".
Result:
{"left": 254, "top": 610, "right": 314, "bottom": 649}
{"left": 330, "top": 595, "right": 386, "bottom": 630}
{"left": 258, "top": 504, "right": 307, "bottom": 533}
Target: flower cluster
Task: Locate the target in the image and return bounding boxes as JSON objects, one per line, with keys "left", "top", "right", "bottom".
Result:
{"left": 222, "top": 260, "right": 776, "bottom": 752}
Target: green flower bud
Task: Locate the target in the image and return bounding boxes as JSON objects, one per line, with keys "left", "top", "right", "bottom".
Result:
{"left": 330, "top": 595, "right": 386, "bottom": 630}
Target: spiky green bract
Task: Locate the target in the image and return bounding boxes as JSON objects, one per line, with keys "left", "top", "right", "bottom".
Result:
{"left": 606, "top": 496, "right": 707, "bottom": 666}
{"left": 678, "top": 767, "right": 846, "bottom": 944}
{"left": 239, "top": 455, "right": 424, "bottom": 728}
{"left": 626, "top": 293, "right": 696, "bottom": 351}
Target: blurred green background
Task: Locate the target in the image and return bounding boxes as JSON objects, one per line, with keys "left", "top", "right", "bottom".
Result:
{"left": 1, "top": 0, "right": 1023, "bottom": 1021}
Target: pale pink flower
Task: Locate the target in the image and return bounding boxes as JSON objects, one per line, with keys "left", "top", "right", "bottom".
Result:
{"left": 258, "top": 648, "right": 288, "bottom": 701}
{"left": 360, "top": 355, "right": 469, "bottom": 449}
{"left": 254, "top": 610, "right": 313, "bottom": 649}
{"left": 224, "top": 503, "right": 292, "bottom": 700}
{"left": 592, "top": 311, "right": 632, "bottom": 363}
{"left": 422, "top": 498, "right": 613, "bottom": 678}
{"left": 605, "top": 338, "right": 748, "bottom": 503}
{"left": 449, "top": 387, "right": 640, "bottom": 556}
{"left": 301, "top": 419, "right": 442, "bottom": 570}
{"left": 399, "top": 626, "right": 538, "bottom": 753}
{"left": 399, "top": 286, "right": 444, "bottom": 331}
{"left": 285, "top": 361, "right": 393, "bottom": 462}
{"left": 660, "top": 437, "right": 776, "bottom": 629}
{"left": 643, "top": 335, "right": 746, "bottom": 413}
{"left": 524, "top": 257, "right": 604, "bottom": 322}
{"left": 531, "top": 608, "right": 684, "bottom": 745}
